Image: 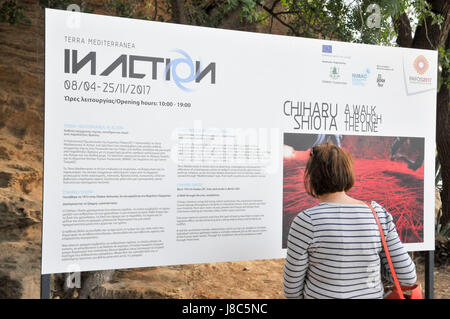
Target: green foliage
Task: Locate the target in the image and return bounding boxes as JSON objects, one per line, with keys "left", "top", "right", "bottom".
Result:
{"left": 412, "top": 0, "right": 443, "bottom": 27}
{"left": 184, "top": 1, "right": 235, "bottom": 27}
{"left": 236, "top": 0, "right": 403, "bottom": 44}
{"left": 411, "top": 0, "right": 445, "bottom": 40}
{"left": 0, "top": 0, "right": 30, "bottom": 25}
{"left": 258, "top": 0, "right": 355, "bottom": 41}
{"left": 238, "top": 0, "right": 264, "bottom": 23}
{"left": 183, "top": 0, "right": 266, "bottom": 28}
{"left": 144, "top": 1, "right": 167, "bottom": 22}
{"left": 106, "top": 0, "right": 146, "bottom": 19}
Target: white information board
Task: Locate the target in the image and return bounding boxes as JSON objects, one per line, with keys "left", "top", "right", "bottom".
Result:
{"left": 42, "top": 9, "right": 437, "bottom": 274}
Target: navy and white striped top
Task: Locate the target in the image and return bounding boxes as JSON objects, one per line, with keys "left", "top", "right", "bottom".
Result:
{"left": 283, "top": 201, "right": 417, "bottom": 299}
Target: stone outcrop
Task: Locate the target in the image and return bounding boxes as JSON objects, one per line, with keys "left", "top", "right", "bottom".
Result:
{"left": 0, "top": 0, "right": 45, "bottom": 299}
{"left": 0, "top": 192, "right": 41, "bottom": 229}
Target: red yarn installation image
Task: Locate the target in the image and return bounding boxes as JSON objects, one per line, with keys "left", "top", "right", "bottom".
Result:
{"left": 282, "top": 133, "right": 424, "bottom": 248}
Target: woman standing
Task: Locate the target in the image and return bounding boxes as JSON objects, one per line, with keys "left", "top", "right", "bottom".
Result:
{"left": 283, "top": 142, "right": 417, "bottom": 299}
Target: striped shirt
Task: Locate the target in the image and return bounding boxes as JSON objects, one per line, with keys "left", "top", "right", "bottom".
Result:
{"left": 283, "top": 201, "right": 417, "bottom": 299}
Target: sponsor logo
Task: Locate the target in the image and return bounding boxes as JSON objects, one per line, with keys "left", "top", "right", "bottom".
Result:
{"left": 403, "top": 54, "right": 434, "bottom": 95}
{"left": 322, "top": 64, "right": 347, "bottom": 85}
{"left": 352, "top": 68, "right": 371, "bottom": 86}
{"left": 322, "top": 45, "right": 332, "bottom": 53}
{"left": 64, "top": 49, "right": 216, "bottom": 92}
{"left": 409, "top": 55, "right": 432, "bottom": 85}
{"left": 329, "top": 66, "right": 340, "bottom": 80}
{"left": 413, "top": 55, "right": 429, "bottom": 75}
{"left": 409, "top": 75, "right": 432, "bottom": 84}
{"left": 376, "top": 74, "right": 385, "bottom": 87}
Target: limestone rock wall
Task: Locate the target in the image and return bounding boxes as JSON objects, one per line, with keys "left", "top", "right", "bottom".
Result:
{"left": 0, "top": 0, "right": 45, "bottom": 299}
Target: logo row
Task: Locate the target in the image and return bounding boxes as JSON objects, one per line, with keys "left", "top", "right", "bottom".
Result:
{"left": 322, "top": 44, "right": 431, "bottom": 89}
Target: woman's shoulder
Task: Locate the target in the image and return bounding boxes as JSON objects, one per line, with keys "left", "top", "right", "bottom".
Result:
{"left": 304, "top": 200, "right": 391, "bottom": 215}
{"left": 301, "top": 202, "right": 328, "bottom": 215}
{"left": 369, "top": 200, "right": 385, "bottom": 210}
{"left": 369, "top": 201, "right": 393, "bottom": 220}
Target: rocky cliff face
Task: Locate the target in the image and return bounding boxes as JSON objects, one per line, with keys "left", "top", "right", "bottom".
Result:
{"left": 0, "top": 0, "right": 45, "bottom": 299}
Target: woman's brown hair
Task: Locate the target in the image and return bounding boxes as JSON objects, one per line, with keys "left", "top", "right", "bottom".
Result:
{"left": 304, "top": 142, "right": 355, "bottom": 198}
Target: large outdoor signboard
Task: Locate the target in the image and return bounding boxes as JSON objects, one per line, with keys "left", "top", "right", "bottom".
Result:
{"left": 42, "top": 9, "right": 437, "bottom": 274}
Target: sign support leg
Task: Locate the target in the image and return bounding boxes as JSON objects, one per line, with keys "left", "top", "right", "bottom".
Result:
{"left": 424, "top": 250, "right": 434, "bottom": 299}
{"left": 41, "top": 274, "right": 51, "bottom": 299}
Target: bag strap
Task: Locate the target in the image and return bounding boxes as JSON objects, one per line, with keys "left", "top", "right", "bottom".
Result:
{"left": 365, "top": 202, "right": 404, "bottom": 299}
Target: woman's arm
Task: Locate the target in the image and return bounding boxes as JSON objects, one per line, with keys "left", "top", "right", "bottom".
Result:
{"left": 283, "top": 212, "right": 313, "bottom": 298}
{"left": 379, "top": 209, "right": 417, "bottom": 286}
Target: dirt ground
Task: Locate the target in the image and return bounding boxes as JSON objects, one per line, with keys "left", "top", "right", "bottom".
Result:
{"left": 415, "top": 260, "right": 450, "bottom": 299}
{"left": 89, "top": 257, "right": 449, "bottom": 299}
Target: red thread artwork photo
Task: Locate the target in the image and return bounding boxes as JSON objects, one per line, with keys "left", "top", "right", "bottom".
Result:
{"left": 282, "top": 133, "right": 425, "bottom": 248}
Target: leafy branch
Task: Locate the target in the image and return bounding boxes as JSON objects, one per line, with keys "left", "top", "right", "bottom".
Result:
{"left": 0, "top": 0, "right": 30, "bottom": 25}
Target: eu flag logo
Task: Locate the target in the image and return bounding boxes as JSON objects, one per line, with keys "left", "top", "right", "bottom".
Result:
{"left": 322, "top": 45, "right": 332, "bottom": 53}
